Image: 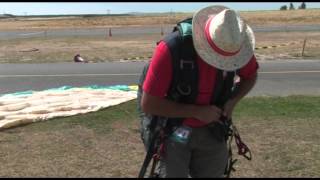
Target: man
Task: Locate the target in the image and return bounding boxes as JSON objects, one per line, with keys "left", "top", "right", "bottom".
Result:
{"left": 141, "top": 5, "right": 258, "bottom": 178}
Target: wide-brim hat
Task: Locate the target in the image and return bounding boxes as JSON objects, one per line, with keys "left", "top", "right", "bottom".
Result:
{"left": 192, "top": 5, "right": 255, "bottom": 71}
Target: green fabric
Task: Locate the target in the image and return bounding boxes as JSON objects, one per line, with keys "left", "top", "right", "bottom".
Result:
{"left": 47, "top": 85, "right": 74, "bottom": 91}
{"left": 2, "top": 90, "right": 34, "bottom": 98}
{"left": 0, "top": 85, "right": 136, "bottom": 98}
{"left": 178, "top": 18, "right": 193, "bottom": 37}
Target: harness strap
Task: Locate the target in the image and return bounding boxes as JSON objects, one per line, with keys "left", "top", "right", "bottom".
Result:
{"left": 233, "top": 125, "right": 252, "bottom": 160}
{"left": 138, "top": 130, "right": 160, "bottom": 178}
{"left": 208, "top": 69, "right": 254, "bottom": 177}
{"left": 164, "top": 31, "right": 198, "bottom": 104}
{"left": 223, "top": 119, "right": 252, "bottom": 177}
{"left": 148, "top": 128, "right": 167, "bottom": 178}
{"left": 225, "top": 131, "right": 237, "bottom": 178}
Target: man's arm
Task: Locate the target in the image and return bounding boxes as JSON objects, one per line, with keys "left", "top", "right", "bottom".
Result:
{"left": 223, "top": 73, "right": 257, "bottom": 118}
{"left": 141, "top": 92, "right": 223, "bottom": 124}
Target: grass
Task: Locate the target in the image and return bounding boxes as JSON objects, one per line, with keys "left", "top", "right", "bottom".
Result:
{"left": 0, "top": 96, "right": 319, "bottom": 177}
{"left": 231, "top": 96, "right": 320, "bottom": 177}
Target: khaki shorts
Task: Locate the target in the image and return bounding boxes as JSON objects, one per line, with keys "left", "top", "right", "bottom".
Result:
{"left": 158, "top": 125, "right": 228, "bottom": 178}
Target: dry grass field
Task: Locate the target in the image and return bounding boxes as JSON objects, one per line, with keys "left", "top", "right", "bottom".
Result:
{"left": 1, "top": 9, "right": 320, "bottom": 63}
{"left": 0, "top": 14, "right": 191, "bottom": 30}
{"left": 0, "top": 31, "right": 319, "bottom": 64}
{"left": 240, "top": 9, "right": 320, "bottom": 26}
{"left": 1, "top": 9, "right": 320, "bottom": 30}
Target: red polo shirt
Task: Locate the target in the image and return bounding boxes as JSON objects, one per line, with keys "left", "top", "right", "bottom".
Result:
{"left": 143, "top": 40, "right": 259, "bottom": 128}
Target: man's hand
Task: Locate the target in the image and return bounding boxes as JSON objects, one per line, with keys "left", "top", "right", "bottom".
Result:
{"left": 223, "top": 74, "right": 257, "bottom": 120}
{"left": 194, "top": 105, "right": 223, "bottom": 124}
{"left": 223, "top": 99, "right": 237, "bottom": 120}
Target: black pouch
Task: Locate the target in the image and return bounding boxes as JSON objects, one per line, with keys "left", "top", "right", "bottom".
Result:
{"left": 207, "top": 119, "right": 232, "bottom": 143}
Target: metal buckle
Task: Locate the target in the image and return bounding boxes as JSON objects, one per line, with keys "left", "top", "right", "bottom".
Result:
{"left": 180, "top": 59, "right": 194, "bottom": 70}
{"left": 177, "top": 84, "right": 191, "bottom": 96}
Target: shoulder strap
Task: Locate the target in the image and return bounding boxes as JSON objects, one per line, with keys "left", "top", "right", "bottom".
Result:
{"left": 163, "top": 31, "right": 198, "bottom": 104}
{"left": 153, "top": 26, "right": 198, "bottom": 130}
{"left": 211, "top": 70, "right": 239, "bottom": 108}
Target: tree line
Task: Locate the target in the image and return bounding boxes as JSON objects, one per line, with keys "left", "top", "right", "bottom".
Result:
{"left": 280, "top": 2, "right": 306, "bottom": 10}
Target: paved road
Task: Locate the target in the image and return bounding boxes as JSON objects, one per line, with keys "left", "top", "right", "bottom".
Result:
{"left": 1, "top": 24, "right": 320, "bottom": 40}
{"left": 0, "top": 60, "right": 319, "bottom": 97}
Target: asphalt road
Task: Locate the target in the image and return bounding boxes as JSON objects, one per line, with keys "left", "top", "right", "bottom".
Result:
{"left": 1, "top": 24, "right": 320, "bottom": 40}
{"left": 0, "top": 60, "right": 319, "bottom": 97}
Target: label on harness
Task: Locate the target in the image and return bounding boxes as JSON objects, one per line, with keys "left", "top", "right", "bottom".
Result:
{"left": 169, "top": 125, "right": 192, "bottom": 144}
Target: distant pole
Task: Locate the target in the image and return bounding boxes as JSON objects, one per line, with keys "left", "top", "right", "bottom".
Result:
{"left": 161, "top": 26, "right": 164, "bottom": 36}
{"left": 302, "top": 38, "right": 307, "bottom": 57}
{"left": 106, "top": 28, "right": 112, "bottom": 39}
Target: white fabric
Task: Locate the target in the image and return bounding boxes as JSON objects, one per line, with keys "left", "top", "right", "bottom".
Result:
{"left": 0, "top": 88, "right": 137, "bottom": 130}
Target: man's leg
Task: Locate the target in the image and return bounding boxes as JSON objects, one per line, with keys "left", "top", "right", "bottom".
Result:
{"left": 158, "top": 138, "right": 192, "bottom": 178}
{"left": 189, "top": 127, "right": 229, "bottom": 178}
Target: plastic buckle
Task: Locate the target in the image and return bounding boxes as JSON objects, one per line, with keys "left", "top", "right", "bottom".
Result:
{"left": 177, "top": 84, "right": 191, "bottom": 96}
{"left": 180, "top": 59, "right": 194, "bottom": 70}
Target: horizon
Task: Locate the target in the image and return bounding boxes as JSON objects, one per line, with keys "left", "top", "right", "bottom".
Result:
{"left": 0, "top": 2, "right": 319, "bottom": 16}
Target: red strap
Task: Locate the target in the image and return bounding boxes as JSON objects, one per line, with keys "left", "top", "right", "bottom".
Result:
{"left": 234, "top": 131, "right": 252, "bottom": 160}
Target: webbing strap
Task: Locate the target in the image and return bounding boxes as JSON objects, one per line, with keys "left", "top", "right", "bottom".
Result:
{"left": 164, "top": 31, "right": 198, "bottom": 104}
{"left": 224, "top": 119, "right": 252, "bottom": 178}
{"left": 210, "top": 70, "right": 236, "bottom": 107}
{"left": 138, "top": 130, "right": 160, "bottom": 178}
{"left": 225, "top": 132, "right": 237, "bottom": 178}
{"left": 233, "top": 125, "right": 252, "bottom": 160}
{"left": 161, "top": 30, "right": 199, "bottom": 130}
{"left": 211, "top": 69, "right": 224, "bottom": 106}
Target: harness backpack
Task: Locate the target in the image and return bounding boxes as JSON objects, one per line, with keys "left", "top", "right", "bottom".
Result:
{"left": 137, "top": 18, "right": 250, "bottom": 178}
{"left": 137, "top": 18, "right": 200, "bottom": 151}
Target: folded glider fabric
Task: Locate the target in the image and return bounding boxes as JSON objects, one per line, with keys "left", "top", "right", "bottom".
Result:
{"left": 0, "top": 85, "right": 138, "bottom": 130}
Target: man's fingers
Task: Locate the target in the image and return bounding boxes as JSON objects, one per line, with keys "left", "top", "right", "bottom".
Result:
{"left": 211, "top": 105, "right": 222, "bottom": 113}
{"left": 212, "top": 111, "right": 223, "bottom": 124}
{"left": 223, "top": 111, "right": 227, "bottom": 117}
{"left": 222, "top": 111, "right": 231, "bottom": 120}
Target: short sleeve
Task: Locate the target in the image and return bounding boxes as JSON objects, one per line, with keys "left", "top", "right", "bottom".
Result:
{"left": 238, "top": 55, "right": 259, "bottom": 80}
{"left": 142, "top": 41, "right": 173, "bottom": 97}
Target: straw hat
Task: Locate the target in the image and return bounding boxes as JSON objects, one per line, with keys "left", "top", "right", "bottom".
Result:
{"left": 192, "top": 5, "right": 255, "bottom": 71}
